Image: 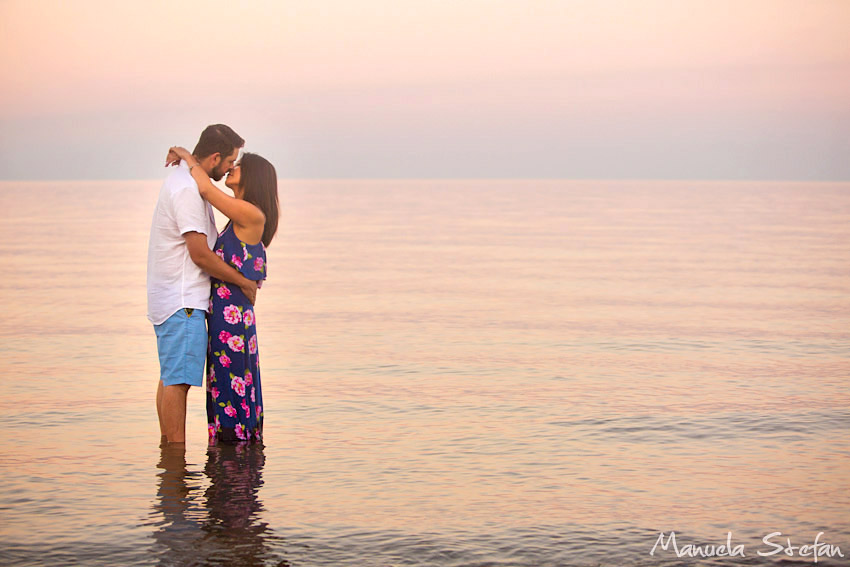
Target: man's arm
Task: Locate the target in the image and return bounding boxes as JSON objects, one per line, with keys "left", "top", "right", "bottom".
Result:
{"left": 184, "top": 232, "right": 257, "bottom": 304}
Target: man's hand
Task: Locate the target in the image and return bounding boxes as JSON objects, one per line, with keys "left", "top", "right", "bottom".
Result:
{"left": 184, "top": 231, "right": 258, "bottom": 304}
{"left": 240, "top": 279, "right": 258, "bottom": 305}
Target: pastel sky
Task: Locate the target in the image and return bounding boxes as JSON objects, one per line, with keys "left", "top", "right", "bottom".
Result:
{"left": 1, "top": 0, "right": 848, "bottom": 180}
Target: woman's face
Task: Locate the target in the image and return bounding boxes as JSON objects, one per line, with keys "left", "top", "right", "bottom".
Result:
{"left": 224, "top": 162, "right": 242, "bottom": 194}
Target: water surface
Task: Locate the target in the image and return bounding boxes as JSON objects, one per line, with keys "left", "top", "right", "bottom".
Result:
{"left": 1, "top": 179, "right": 849, "bottom": 566}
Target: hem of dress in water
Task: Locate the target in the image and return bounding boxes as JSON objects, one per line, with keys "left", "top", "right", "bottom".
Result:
{"left": 209, "top": 424, "right": 263, "bottom": 445}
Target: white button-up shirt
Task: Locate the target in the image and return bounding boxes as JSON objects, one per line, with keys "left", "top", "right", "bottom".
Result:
{"left": 146, "top": 161, "right": 217, "bottom": 325}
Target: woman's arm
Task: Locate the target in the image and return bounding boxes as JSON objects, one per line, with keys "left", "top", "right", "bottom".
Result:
{"left": 190, "top": 163, "right": 265, "bottom": 229}
{"left": 167, "top": 146, "right": 265, "bottom": 230}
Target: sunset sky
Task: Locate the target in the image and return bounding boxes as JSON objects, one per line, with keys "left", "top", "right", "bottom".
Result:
{"left": 1, "top": 0, "right": 848, "bottom": 180}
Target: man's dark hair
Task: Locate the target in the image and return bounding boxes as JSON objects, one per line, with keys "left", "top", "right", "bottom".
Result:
{"left": 192, "top": 124, "right": 245, "bottom": 159}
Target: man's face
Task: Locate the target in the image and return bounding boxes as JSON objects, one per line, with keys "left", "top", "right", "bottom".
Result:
{"left": 210, "top": 148, "right": 240, "bottom": 182}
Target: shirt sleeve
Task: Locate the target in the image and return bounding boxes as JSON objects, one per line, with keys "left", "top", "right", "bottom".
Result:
{"left": 172, "top": 182, "right": 210, "bottom": 236}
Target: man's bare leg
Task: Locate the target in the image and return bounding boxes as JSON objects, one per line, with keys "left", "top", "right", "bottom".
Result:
{"left": 157, "top": 380, "right": 167, "bottom": 441}
{"left": 161, "top": 383, "right": 191, "bottom": 444}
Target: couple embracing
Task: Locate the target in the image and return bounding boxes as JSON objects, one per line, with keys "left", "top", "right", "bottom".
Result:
{"left": 147, "top": 124, "right": 279, "bottom": 445}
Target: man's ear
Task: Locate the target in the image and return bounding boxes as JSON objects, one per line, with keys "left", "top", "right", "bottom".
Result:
{"left": 210, "top": 153, "right": 222, "bottom": 168}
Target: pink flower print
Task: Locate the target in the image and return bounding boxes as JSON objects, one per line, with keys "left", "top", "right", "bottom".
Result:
{"left": 227, "top": 335, "right": 245, "bottom": 353}
{"left": 257, "top": 405, "right": 262, "bottom": 417}
{"left": 218, "top": 330, "right": 232, "bottom": 343}
{"left": 223, "top": 305, "right": 242, "bottom": 325}
{"left": 235, "top": 423, "right": 246, "bottom": 440}
{"left": 219, "top": 353, "right": 231, "bottom": 368}
{"left": 231, "top": 254, "right": 243, "bottom": 269}
{"left": 217, "top": 285, "right": 231, "bottom": 299}
{"left": 254, "top": 257, "right": 265, "bottom": 272}
{"left": 215, "top": 248, "right": 225, "bottom": 260}
{"left": 251, "top": 386, "right": 255, "bottom": 402}
{"left": 208, "top": 422, "right": 216, "bottom": 438}
{"left": 244, "top": 370, "right": 253, "bottom": 386}
{"left": 224, "top": 405, "right": 237, "bottom": 418}
{"left": 248, "top": 335, "right": 257, "bottom": 355}
{"left": 231, "top": 375, "right": 246, "bottom": 397}
{"left": 241, "top": 399, "right": 250, "bottom": 418}
{"left": 243, "top": 309, "right": 255, "bottom": 327}
{"left": 211, "top": 387, "right": 220, "bottom": 400}
{"left": 208, "top": 298, "right": 213, "bottom": 312}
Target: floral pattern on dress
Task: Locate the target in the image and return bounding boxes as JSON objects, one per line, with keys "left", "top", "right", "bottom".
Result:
{"left": 206, "top": 223, "right": 267, "bottom": 444}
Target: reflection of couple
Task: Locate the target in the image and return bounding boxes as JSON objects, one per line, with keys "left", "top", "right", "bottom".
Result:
{"left": 147, "top": 124, "right": 279, "bottom": 445}
{"left": 152, "top": 442, "right": 281, "bottom": 565}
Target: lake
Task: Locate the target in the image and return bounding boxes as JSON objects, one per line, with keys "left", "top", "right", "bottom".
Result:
{"left": 1, "top": 179, "right": 848, "bottom": 566}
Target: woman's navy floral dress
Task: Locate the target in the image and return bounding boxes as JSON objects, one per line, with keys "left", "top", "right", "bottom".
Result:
{"left": 206, "top": 223, "right": 266, "bottom": 444}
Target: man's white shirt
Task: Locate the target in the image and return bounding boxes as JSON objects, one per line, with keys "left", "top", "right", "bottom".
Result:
{"left": 147, "top": 161, "right": 217, "bottom": 325}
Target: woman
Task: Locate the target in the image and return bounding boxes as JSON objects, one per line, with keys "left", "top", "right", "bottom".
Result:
{"left": 167, "top": 146, "right": 279, "bottom": 444}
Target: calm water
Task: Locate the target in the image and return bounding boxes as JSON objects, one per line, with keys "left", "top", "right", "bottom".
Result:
{"left": 1, "top": 179, "right": 849, "bottom": 566}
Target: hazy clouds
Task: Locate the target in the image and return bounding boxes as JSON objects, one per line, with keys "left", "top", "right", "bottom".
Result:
{"left": 1, "top": 0, "right": 849, "bottom": 180}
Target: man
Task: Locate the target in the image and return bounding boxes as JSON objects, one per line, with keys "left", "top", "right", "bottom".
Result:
{"left": 147, "top": 124, "right": 257, "bottom": 444}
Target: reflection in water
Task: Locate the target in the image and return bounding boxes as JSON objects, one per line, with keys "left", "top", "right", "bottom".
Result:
{"left": 150, "top": 442, "right": 207, "bottom": 564}
{"left": 202, "top": 443, "right": 287, "bottom": 566}
{"left": 151, "top": 442, "right": 288, "bottom": 566}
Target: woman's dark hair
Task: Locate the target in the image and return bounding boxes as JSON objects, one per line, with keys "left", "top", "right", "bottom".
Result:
{"left": 192, "top": 124, "right": 245, "bottom": 160}
{"left": 239, "top": 153, "right": 279, "bottom": 247}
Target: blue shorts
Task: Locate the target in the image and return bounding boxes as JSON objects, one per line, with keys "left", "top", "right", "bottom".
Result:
{"left": 154, "top": 308, "right": 207, "bottom": 387}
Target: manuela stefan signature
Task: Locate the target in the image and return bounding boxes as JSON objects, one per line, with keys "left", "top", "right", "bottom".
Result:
{"left": 650, "top": 531, "right": 845, "bottom": 563}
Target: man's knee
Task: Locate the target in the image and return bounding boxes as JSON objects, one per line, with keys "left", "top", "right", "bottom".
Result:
{"left": 162, "top": 383, "right": 191, "bottom": 399}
